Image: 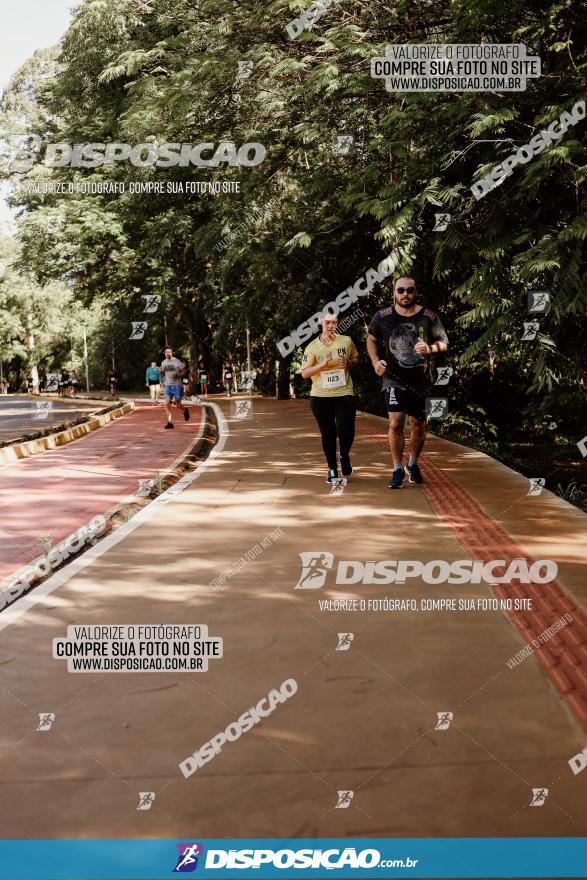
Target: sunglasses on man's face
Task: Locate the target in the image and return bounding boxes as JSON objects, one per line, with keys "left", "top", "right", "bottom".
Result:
{"left": 395, "top": 286, "right": 415, "bottom": 294}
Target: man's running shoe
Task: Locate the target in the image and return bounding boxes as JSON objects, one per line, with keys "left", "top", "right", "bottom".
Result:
{"left": 406, "top": 462, "right": 423, "bottom": 484}
{"left": 340, "top": 456, "right": 353, "bottom": 478}
{"left": 165, "top": 422, "right": 174, "bottom": 429}
{"left": 183, "top": 407, "right": 190, "bottom": 422}
{"left": 326, "top": 469, "right": 339, "bottom": 484}
{"left": 388, "top": 467, "right": 405, "bottom": 489}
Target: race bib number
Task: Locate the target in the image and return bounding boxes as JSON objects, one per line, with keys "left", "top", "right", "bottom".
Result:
{"left": 320, "top": 368, "right": 346, "bottom": 390}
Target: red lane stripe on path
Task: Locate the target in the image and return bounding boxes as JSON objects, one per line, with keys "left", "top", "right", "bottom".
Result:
{"left": 357, "top": 420, "right": 587, "bottom": 729}
{"left": 0, "top": 404, "right": 202, "bottom": 581}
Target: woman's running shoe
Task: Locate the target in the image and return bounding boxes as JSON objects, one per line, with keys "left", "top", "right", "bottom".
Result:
{"left": 340, "top": 456, "right": 353, "bottom": 478}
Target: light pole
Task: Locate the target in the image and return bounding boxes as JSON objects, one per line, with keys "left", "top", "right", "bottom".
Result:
{"left": 82, "top": 324, "right": 90, "bottom": 394}
{"left": 246, "top": 325, "right": 252, "bottom": 378}
{"left": 27, "top": 311, "right": 39, "bottom": 393}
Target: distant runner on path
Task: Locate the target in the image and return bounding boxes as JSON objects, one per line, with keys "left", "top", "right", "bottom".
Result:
{"left": 198, "top": 368, "right": 208, "bottom": 398}
{"left": 367, "top": 275, "right": 448, "bottom": 489}
{"left": 160, "top": 347, "right": 190, "bottom": 429}
{"left": 145, "top": 361, "right": 161, "bottom": 403}
{"left": 223, "top": 364, "right": 234, "bottom": 397}
{"left": 108, "top": 369, "right": 118, "bottom": 398}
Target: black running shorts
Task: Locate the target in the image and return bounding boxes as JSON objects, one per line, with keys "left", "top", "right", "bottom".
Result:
{"left": 384, "top": 385, "right": 426, "bottom": 421}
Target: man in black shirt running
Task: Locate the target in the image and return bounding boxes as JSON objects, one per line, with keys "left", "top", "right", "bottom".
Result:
{"left": 367, "top": 276, "right": 448, "bottom": 488}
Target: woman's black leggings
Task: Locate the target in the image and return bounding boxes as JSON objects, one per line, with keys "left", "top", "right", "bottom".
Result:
{"left": 310, "top": 395, "right": 356, "bottom": 471}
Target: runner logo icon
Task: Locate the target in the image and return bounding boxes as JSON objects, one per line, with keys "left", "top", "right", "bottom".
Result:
{"left": 530, "top": 788, "right": 548, "bottom": 806}
{"left": 433, "top": 213, "right": 451, "bottom": 231}
{"left": 435, "top": 712, "right": 453, "bottom": 730}
{"left": 130, "top": 322, "right": 148, "bottom": 340}
{"left": 426, "top": 397, "right": 449, "bottom": 418}
{"left": 336, "top": 790, "right": 354, "bottom": 808}
{"left": 136, "top": 792, "right": 155, "bottom": 811}
{"left": 174, "top": 843, "right": 204, "bottom": 872}
{"left": 294, "top": 552, "right": 334, "bottom": 589}
{"left": 528, "top": 290, "right": 551, "bottom": 314}
{"left": 527, "top": 478, "right": 545, "bottom": 496}
{"left": 434, "top": 367, "right": 453, "bottom": 386}
{"left": 522, "top": 321, "right": 539, "bottom": 341}
{"left": 37, "top": 713, "right": 55, "bottom": 731}
{"left": 143, "top": 295, "right": 161, "bottom": 314}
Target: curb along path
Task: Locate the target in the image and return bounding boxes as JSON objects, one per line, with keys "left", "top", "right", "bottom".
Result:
{"left": 0, "top": 403, "right": 203, "bottom": 582}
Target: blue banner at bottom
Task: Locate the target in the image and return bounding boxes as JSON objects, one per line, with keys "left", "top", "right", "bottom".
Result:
{"left": 0, "top": 838, "right": 584, "bottom": 879}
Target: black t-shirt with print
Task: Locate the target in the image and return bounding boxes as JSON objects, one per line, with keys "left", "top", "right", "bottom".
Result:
{"left": 368, "top": 305, "right": 448, "bottom": 391}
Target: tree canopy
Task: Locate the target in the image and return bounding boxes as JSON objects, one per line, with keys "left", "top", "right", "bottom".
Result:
{"left": 1, "top": 0, "right": 585, "bottom": 486}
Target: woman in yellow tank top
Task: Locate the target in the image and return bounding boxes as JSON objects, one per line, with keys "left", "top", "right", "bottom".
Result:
{"left": 300, "top": 314, "right": 359, "bottom": 483}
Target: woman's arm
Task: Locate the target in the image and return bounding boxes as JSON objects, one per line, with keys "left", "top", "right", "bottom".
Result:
{"left": 301, "top": 352, "right": 331, "bottom": 379}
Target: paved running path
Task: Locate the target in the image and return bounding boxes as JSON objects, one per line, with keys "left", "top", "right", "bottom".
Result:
{"left": 0, "top": 403, "right": 202, "bottom": 580}
{"left": 0, "top": 398, "right": 586, "bottom": 843}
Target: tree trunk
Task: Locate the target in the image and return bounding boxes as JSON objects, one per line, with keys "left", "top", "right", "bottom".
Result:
{"left": 190, "top": 328, "right": 198, "bottom": 385}
{"left": 277, "top": 352, "right": 293, "bottom": 400}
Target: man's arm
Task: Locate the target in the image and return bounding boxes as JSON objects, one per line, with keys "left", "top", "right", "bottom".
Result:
{"left": 367, "top": 334, "right": 387, "bottom": 376}
{"left": 428, "top": 314, "right": 449, "bottom": 354}
{"left": 415, "top": 314, "right": 449, "bottom": 356}
{"left": 347, "top": 341, "right": 360, "bottom": 367}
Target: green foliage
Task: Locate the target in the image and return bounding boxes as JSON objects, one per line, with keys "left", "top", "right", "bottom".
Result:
{"left": 0, "top": 0, "right": 584, "bottom": 425}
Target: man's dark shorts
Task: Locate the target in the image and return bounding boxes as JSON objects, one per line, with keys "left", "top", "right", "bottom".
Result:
{"left": 383, "top": 385, "right": 426, "bottom": 422}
